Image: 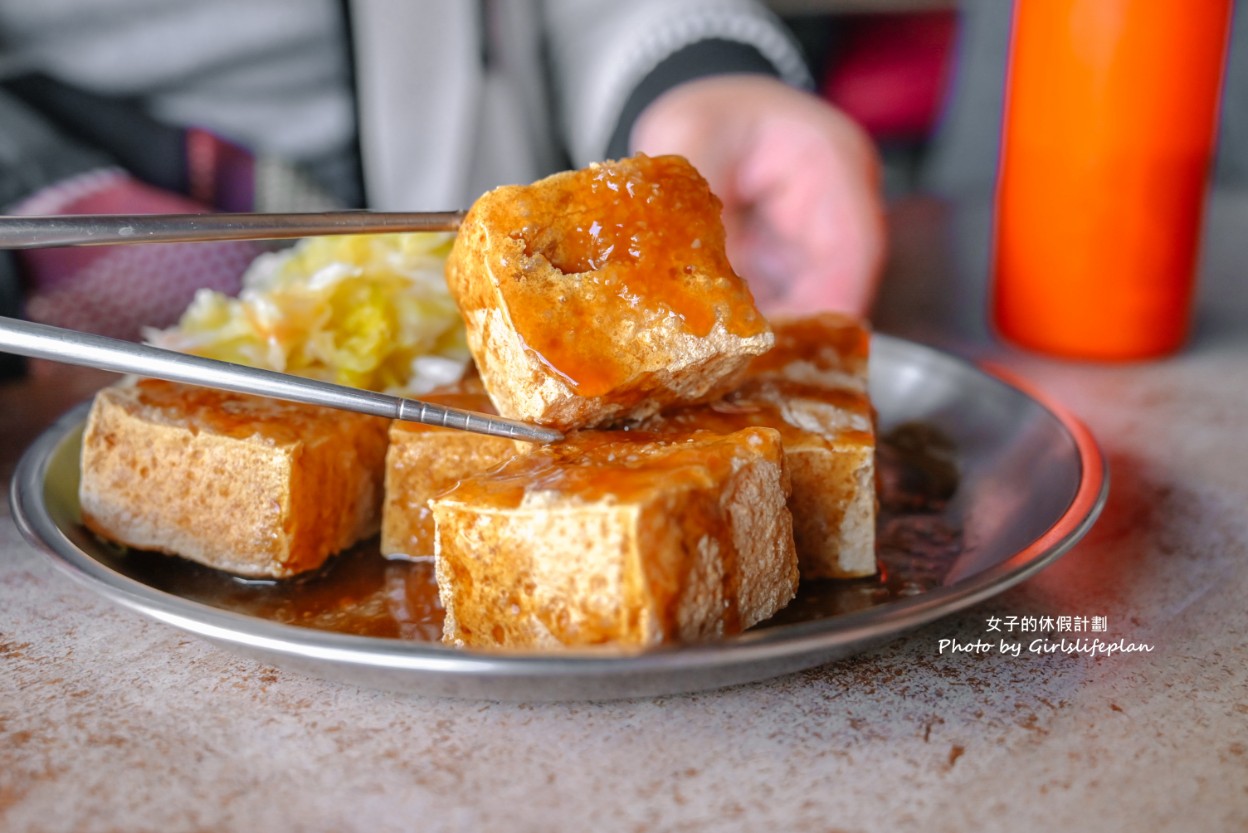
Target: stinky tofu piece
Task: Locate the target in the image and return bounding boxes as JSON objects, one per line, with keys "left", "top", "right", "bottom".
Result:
{"left": 430, "top": 427, "right": 798, "bottom": 649}
{"left": 446, "top": 154, "right": 773, "bottom": 430}
{"left": 642, "top": 313, "right": 876, "bottom": 579}
{"left": 381, "top": 375, "right": 520, "bottom": 558}
{"left": 79, "top": 379, "right": 389, "bottom": 578}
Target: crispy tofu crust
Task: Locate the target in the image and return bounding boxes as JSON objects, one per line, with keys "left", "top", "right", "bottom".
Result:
{"left": 642, "top": 313, "right": 877, "bottom": 579}
{"left": 446, "top": 154, "right": 773, "bottom": 430}
{"left": 381, "top": 376, "right": 520, "bottom": 558}
{"left": 431, "top": 427, "right": 798, "bottom": 650}
{"left": 750, "top": 314, "right": 875, "bottom": 579}
{"left": 79, "top": 380, "right": 389, "bottom": 578}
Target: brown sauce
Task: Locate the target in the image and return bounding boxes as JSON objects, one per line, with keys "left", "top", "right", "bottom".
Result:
{"left": 102, "top": 541, "right": 443, "bottom": 640}
{"left": 440, "top": 428, "right": 755, "bottom": 510}
{"left": 127, "top": 379, "right": 368, "bottom": 443}
{"left": 746, "top": 311, "right": 870, "bottom": 375}
{"left": 643, "top": 379, "right": 873, "bottom": 449}
{"left": 640, "top": 311, "right": 874, "bottom": 448}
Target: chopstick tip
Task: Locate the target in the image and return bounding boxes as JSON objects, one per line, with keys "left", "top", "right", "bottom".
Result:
{"left": 530, "top": 425, "right": 564, "bottom": 444}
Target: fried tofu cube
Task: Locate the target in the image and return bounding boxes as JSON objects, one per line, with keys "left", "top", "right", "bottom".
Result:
{"left": 381, "top": 376, "right": 520, "bottom": 558}
{"left": 752, "top": 314, "right": 875, "bottom": 579}
{"left": 446, "top": 154, "right": 773, "bottom": 430}
{"left": 642, "top": 313, "right": 877, "bottom": 579}
{"left": 430, "top": 427, "right": 798, "bottom": 649}
{"left": 79, "top": 380, "right": 390, "bottom": 578}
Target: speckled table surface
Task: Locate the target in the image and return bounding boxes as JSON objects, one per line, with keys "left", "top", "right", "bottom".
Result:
{"left": 3, "top": 195, "right": 1246, "bottom": 833}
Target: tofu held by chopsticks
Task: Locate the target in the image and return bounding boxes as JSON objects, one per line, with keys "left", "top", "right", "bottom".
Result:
{"left": 446, "top": 154, "right": 774, "bottom": 431}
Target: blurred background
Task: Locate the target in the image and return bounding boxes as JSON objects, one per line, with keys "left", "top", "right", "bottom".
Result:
{"left": 3, "top": 0, "right": 1245, "bottom": 377}
{"left": 773, "top": 0, "right": 1248, "bottom": 199}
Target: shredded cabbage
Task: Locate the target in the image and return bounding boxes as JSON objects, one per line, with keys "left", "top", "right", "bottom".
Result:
{"left": 146, "top": 233, "right": 469, "bottom": 395}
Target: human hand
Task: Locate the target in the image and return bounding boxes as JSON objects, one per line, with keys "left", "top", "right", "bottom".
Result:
{"left": 631, "top": 75, "right": 886, "bottom": 317}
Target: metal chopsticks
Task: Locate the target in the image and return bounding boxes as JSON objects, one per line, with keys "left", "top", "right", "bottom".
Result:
{"left": 0, "top": 317, "right": 562, "bottom": 444}
{"left": 0, "top": 210, "right": 561, "bottom": 442}
{"left": 0, "top": 210, "right": 466, "bottom": 249}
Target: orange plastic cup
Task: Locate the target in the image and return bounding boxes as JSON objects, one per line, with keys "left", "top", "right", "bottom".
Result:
{"left": 992, "top": 0, "right": 1232, "bottom": 360}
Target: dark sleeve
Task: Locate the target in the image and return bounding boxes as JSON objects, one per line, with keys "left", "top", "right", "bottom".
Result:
{"left": 0, "top": 85, "right": 258, "bottom": 352}
{"left": 0, "top": 252, "right": 24, "bottom": 378}
{"left": 2, "top": 73, "right": 190, "bottom": 196}
{"left": 0, "top": 88, "right": 117, "bottom": 379}
{"left": 604, "top": 38, "right": 783, "bottom": 159}
{"left": 0, "top": 87, "right": 117, "bottom": 209}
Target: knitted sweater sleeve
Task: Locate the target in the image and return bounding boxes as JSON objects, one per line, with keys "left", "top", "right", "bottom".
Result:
{"left": 541, "top": 0, "right": 812, "bottom": 166}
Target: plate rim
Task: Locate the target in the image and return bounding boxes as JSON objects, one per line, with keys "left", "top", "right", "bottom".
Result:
{"left": 9, "top": 334, "right": 1109, "bottom": 687}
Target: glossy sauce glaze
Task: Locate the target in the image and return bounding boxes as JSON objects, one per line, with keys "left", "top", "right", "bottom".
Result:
{"left": 747, "top": 312, "right": 870, "bottom": 377}
{"left": 642, "top": 379, "right": 873, "bottom": 450}
{"left": 439, "top": 428, "right": 752, "bottom": 509}
{"left": 487, "top": 155, "right": 768, "bottom": 396}
{"left": 639, "top": 312, "right": 874, "bottom": 449}
{"left": 126, "top": 379, "right": 372, "bottom": 443}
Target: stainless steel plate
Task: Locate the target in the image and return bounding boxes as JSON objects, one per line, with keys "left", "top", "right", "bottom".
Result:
{"left": 10, "top": 335, "right": 1107, "bottom": 701}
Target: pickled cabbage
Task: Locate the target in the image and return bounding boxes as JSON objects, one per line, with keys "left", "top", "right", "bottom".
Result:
{"left": 147, "top": 233, "right": 469, "bottom": 395}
